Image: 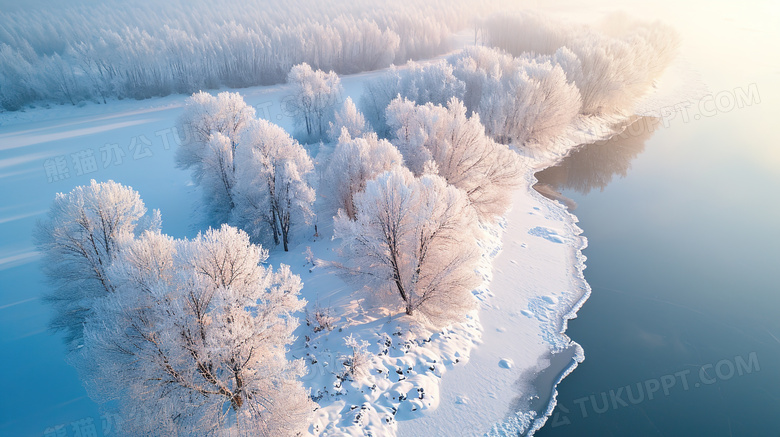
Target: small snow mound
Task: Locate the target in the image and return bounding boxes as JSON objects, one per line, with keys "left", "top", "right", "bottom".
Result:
{"left": 498, "top": 358, "right": 514, "bottom": 369}
{"left": 455, "top": 395, "right": 470, "bottom": 405}
{"left": 541, "top": 295, "right": 558, "bottom": 305}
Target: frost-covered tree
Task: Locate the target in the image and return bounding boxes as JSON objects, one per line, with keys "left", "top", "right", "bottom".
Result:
{"left": 344, "top": 334, "right": 371, "bottom": 381}
{"left": 200, "top": 132, "right": 236, "bottom": 223}
{"left": 322, "top": 129, "right": 404, "bottom": 219}
{"left": 360, "top": 60, "right": 465, "bottom": 136}
{"left": 488, "top": 58, "right": 581, "bottom": 146}
{"left": 34, "top": 180, "right": 160, "bottom": 347}
{"left": 480, "top": 12, "right": 679, "bottom": 114}
{"left": 327, "top": 97, "right": 368, "bottom": 142}
{"left": 177, "top": 91, "right": 256, "bottom": 168}
{"left": 176, "top": 91, "right": 256, "bottom": 222}
{"left": 333, "top": 167, "right": 480, "bottom": 327}
{"left": 449, "top": 46, "right": 582, "bottom": 147}
{"left": 77, "top": 225, "right": 313, "bottom": 436}
{"left": 286, "top": 63, "right": 343, "bottom": 141}
{"left": 175, "top": 91, "right": 316, "bottom": 249}
{"left": 0, "top": 42, "right": 40, "bottom": 111}
{"left": 44, "top": 52, "right": 88, "bottom": 106}
{"left": 232, "top": 119, "right": 315, "bottom": 251}
{"left": 386, "top": 97, "right": 522, "bottom": 218}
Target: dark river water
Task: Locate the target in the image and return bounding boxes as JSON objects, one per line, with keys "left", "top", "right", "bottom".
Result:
{"left": 528, "top": 2, "right": 780, "bottom": 434}
{"left": 533, "top": 102, "right": 780, "bottom": 435}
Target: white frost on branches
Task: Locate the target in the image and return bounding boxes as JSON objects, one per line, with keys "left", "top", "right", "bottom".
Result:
{"left": 176, "top": 91, "right": 256, "bottom": 170}
{"left": 360, "top": 61, "right": 465, "bottom": 136}
{"left": 232, "top": 118, "right": 316, "bottom": 251}
{"left": 333, "top": 167, "right": 480, "bottom": 328}
{"left": 176, "top": 92, "right": 316, "bottom": 250}
{"left": 286, "top": 63, "right": 343, "bottom": 142}
{"left": 449, "top": 46, "right": 582, "bottom": 147}
{"left": 386, "top": 97, "right": 522, "bottom": 218}
{"left": 479, "top": 12, "right": 680, "bottom": 114}
{"left": 34, "top": 180, "right": 159, "bottom": 347}
{"left": 176, "top": 91, "right": 256, "bottom": 223}
{"left": 327, "top": 97, "right": 369, "bottom": 142}
{"left": 77, "top": 225, "right": 313, "bottom": 436}
{"left": 321, "top": 129, "right": 404, "bottom": 219}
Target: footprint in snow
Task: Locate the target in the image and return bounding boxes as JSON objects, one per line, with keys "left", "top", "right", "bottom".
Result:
{"left": 455, "top": 395, "right": 470, "bottom": 405}
{"left": 528, "top": 226, "right": 566, "bottom": 244}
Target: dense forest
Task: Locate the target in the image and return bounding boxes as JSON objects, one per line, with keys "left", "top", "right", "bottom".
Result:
{"left": 0, "top": 0, "right": 495, "bottom": 111}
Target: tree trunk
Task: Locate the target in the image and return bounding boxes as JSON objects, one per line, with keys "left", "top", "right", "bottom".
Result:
{"left": 272, "top": 221, "right": 280, "bottom": 245}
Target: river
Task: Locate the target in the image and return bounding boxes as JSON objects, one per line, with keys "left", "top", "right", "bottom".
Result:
{"left": 532, "top": 11, "right": 780, "bottom": 430}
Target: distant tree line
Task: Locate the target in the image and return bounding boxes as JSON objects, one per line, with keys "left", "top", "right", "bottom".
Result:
{"left": 0, "top": 0, "right": 493, "bottom": 111}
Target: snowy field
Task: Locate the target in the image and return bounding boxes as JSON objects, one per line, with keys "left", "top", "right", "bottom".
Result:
{"left": 0, "top": 21, "right": 696, "bottom": 437}
{"left": 0, "top": 66, "right": 559, "bottom": 437}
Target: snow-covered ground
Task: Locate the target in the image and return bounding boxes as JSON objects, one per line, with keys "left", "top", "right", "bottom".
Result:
{"left": 0, "top": 39, "right": 695, "bottom": 436}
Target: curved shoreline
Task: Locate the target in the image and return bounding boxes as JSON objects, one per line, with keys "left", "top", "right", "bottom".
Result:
{"left": 524, "top": 166, "right": 593, "bottom": 436}
{"left": 518, "top": 97, "right": 694, "bottom": 435}
{"left": 503, "top": 116, "right": 620, "bottom": 436}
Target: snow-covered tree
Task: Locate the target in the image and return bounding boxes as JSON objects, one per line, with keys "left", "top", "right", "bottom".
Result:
{"left": 34, "top": 180, "right": 160, "bottom": 347}
{"left": 200, "top": 132, "right": 236, "bottom": 223}
{"left": 176, "top": 91, "right": 255, "bottom": 222}
{"left": 360, "top": 61, "right": 465, "bottom": 136}
{"left": 232, "top": 118, "right": 315, "bottom": 251}
{"left": 322, "top": 129, "right": 404, "bottom": 219}
{"left": 490, "top": 57, "right": 581, "bottom": 146}
{"left": 0, "top": 43, "right": 40, "bottom": 111}
{"left": 333, "top": 167, "right": 480, "bottom": 327}
{"left": 449, "top": 46, "right": 582, "bottom": 147}
{"left": 77, "top": 225, "right": 313, "bottom": 436}
{"left": 175, "top": 91, "right": 316, "bottom": 249}
{"left": 386, "top": 97, "right": 522, "bottom": 218}
{"left": 480, "top": 12, "right": 679, "bottom": 114}
{"left": 327, "top": 97, "right": 368, "bottom": 142}
{"left": 43, "top": 52, "right": 88, "bottom": 106}
{"left": 177, "top": 91, "right": 256, "bottom": 169}
{"left": 286, "top": 63, "right": 343, "bottom": 141}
